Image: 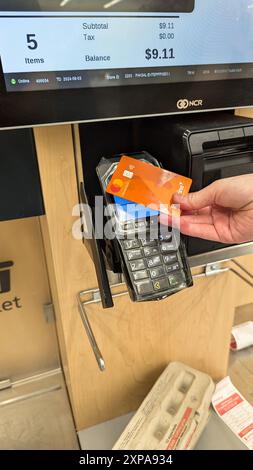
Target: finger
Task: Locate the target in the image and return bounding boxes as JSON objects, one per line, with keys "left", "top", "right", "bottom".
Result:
{"left": 173, "top": 183, "right": 218, "bottom": 211}
{"left": 160, "top": 212, "right": 220, "bottom": 241}
{"left": 159, "top": 208, "right": 213, "bottom": 226}
{"left": 180, "top": 214, "right": 214, "bottom": 225}
{"left": 179, "top": 220, "right": 220, "bottom": 242}
{"left": 180, "top": 207, "right": 212, "bottom": 217}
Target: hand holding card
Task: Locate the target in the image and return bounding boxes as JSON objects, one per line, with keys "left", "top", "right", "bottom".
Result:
{"left": 106, "top": 155, "right": 192, "bottom": 215}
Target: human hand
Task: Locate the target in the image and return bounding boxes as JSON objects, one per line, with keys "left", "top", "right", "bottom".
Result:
{"left": 160, "top": 174, "right": 253, "bottom": 244}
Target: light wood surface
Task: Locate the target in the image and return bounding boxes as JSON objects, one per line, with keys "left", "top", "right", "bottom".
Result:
{"left": 229, "top": 254, "right": 253, "bottom": 308}
{"left": 235, "top": 108, "right": 253, "bottom": 119}
{"left": 34, "top": 125, "right": 99, "bottom": 424}
{"left": 0, "top": 217, "right": 59, "bottom": 380}
{"left": 34, "top": 124, "right": 253, "bottom": 430}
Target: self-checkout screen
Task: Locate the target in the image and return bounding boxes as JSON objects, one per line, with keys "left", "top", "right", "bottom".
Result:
{"left": 0, "top": 0, "right": 252, "bottom": 92}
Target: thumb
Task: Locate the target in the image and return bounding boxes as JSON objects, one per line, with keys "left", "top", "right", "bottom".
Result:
{"left": 173, "top": 183, "right": 217, "bottom": 211}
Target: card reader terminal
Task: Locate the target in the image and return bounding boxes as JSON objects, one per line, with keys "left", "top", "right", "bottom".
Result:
{"left": 96, "top": 152, "right": 193, "bottom": 302}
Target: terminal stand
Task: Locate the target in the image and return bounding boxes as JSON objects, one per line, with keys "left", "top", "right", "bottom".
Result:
{"left": 33, "top": 120, "right": 253, "bottom": 430}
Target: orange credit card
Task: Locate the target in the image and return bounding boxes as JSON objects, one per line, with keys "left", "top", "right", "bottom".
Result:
{"left": 106, "top": 156, "right": 192, "bottom": 215}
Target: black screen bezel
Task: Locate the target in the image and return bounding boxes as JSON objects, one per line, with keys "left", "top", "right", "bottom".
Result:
{"left": 1, "top": 55, "right": 253, "bottom": 129}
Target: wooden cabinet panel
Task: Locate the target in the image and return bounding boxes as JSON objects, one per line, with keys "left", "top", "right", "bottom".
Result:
{"left": 235, "top": 108, "right": 253, "bottom": 119}
{"left": 0, "top": 217, "right": 59, "bottom": 380}
{"left": 71, "top": 272, "right": 236, "bottom": 428}
{"left": 34, "top": 124, "right": 247, "bottom": 430}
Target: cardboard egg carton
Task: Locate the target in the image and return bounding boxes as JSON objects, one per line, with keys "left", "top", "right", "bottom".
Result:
{"left": 113, "top": 362, "right": 215, "bottom": 450}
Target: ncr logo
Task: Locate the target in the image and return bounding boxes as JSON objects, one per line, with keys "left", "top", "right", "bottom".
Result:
{"left": 0, "top": 261, "right": 22, "bottom": 312}
{"left": 177, "top": 98, "right": 203, "bottom": 110}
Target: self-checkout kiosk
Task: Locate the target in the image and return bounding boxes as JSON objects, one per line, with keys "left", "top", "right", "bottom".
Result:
{"left": 1, "top": 0, "right": 253, "bottom": 431}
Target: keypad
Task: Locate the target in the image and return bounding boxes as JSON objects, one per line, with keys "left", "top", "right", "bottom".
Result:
{"left": 136, "top": 280, "right": 153, "bottom": 295}
{"left": 133, "top": 270, "right": 149, "bottom": 281}
{"left": 163, "top": 254, "right": 178, "bottom": 265}
{"left": 135, "top": 221, "right": 147, "bottom": 230}
{"left": 127, "top": 249, "right": 142, "bottom": 261}
{"left": 159, "top": 233, "right": 172, "bottom": 242}
{"left": 130, "top": 259, "right": 146, "bottom": 271}
{"left": 140, "top": 239, "right": 157, "bottom": 247}
{"left": 153, "top": 278, "right": 169, "bottom": 292}
{"left": 168, "top": 273, "right": 184, "bottom": 287}
{"left": 147, "top": 256, "right": 162, "bottom": 268}
{"left": 122, "top": 227, "right": 187, "bottom": 298}
{"left": 150, "top": 266, "right": 165, "bottom": 279}
{"left": 166, "top": 262, "right": 180, "bottom": 273}
{"left": 161, "top": 242, "right": 176, "bottom": 253}
{"left": 123, "top": 239, "right": 141, "bottom": 250}
{"left": 144, "top": 246, "right": 160, "bottom": 257}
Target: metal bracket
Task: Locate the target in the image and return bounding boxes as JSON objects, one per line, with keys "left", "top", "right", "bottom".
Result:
{"left": 77, "top": 281, "right": 129, "bottom": 372}
{"left": 194, "top": 263, "right": 230, "bottom": 279}
{"left": 78, "top": 260, "right": 253, "bottom": 372}
{"left": 43, "top": 303, "right": 56, "bottom": 324}
{"left": 193, "top": 260, "right": 253, "bottom": 287}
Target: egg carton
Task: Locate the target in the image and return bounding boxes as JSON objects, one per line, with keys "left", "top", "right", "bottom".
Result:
{"left": 113, "top": 362, "right": 215, "bottom": 450}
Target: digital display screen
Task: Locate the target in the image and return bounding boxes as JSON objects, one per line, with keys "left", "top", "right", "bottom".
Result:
{"left": 0, "top": 0, "right": 253, "bottom": 93}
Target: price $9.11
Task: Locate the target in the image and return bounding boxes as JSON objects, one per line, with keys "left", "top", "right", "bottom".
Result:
{"left": 145, "top": 48, "right": 175, "bottom": 60}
